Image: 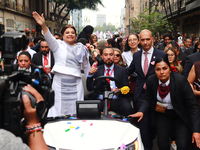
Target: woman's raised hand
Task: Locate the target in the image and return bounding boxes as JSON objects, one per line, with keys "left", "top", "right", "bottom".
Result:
{"left": 32, "top": 11, "right": 45, "bottom": 26}
{"left": 32, "top": 11, "right": 48, "bottom": 34}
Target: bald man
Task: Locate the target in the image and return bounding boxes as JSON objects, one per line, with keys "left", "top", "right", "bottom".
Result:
{"left": 127, "top": 29, "right": 167, "bottom": 150}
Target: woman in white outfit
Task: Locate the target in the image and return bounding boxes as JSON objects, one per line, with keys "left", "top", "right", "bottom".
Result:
{"left": 32, "top": 11, "right": 90, "bottom": 117}
{"left": 122, "top": 33, "right": 140, "bottom": 67}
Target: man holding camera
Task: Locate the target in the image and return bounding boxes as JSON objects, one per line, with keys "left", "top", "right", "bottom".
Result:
{"left": 0, "top": 85, "right": 48, "bottom": 150}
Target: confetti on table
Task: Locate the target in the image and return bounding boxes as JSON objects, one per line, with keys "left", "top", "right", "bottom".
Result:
{"left": 90, "top": 123, "right": 93, "bottom": 126}
{"left": 69, "top": 117, "right": 77, "bottom": 119}
{"left": 70, "top": 126, "right": 75, "bottom": 128}
{"left": 120, "top": 143, "right": 127, "bottom": 150}
{"left": 122, "top": 118, "right": 127, "bottom": 121}
{"left": 65, "top": 129, "right": 70, "bottom": 132}
{"left": 75, "top": 126, "right": 80, "bottom": 130}
{"left": 67, "top": 122, "right": 71, "bottom": 124}
{"left": 82, "top": 120, "right": 87, "bottom": 122}
{"left": 81, "top": 133, "right": 84, "bottom": 137}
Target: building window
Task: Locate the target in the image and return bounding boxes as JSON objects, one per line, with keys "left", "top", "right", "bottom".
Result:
{"left": 6, "top": 19, "right": 14, "bottom": 28}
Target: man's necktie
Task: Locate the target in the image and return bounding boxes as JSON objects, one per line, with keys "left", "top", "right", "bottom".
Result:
{"left": 143, "top": 52, "right": 148, "bottom": 76}
{"left": 106, "top": 68, "right": 111, "bottom": 109}
{"left": 43, "top": 55, "right": 48, "bottom": 73}
{"left": 106, "top": 69, "right": 111, "bottom": 83}
{"left": 143, "top": 52, "right": 148, "bottom": 89}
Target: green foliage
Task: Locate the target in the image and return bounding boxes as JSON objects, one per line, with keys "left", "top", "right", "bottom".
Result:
{"left": 94, "top": 22, "right": 118, "bottom": 32}
{"left": 51, "top": 0, "right": 103, "bottom": 32}
{"left": 53, "top": 0, "right": 103, "bottom": 10}
{"left": 130, "top": 8, "right": 173, "bottom": 36}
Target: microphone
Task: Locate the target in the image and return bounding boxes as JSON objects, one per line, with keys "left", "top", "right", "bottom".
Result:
{"left": 114, "top": 86, "right": 130, "bottom": 95}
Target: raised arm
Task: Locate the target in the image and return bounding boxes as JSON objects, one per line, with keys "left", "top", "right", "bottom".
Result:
{"left": 32, "top": 11, "right": 59, "bottom": 52}
{"left": 32, "top": 11, "right": 48, "bottom": 35}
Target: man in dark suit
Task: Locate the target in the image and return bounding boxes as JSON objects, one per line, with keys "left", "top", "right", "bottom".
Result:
{"left": 182, "top": 37, "right": 193, "bottom": 55}
{"left": 32, "top": 39, "right": 55, "bottom": 78}
{"left": 86, "top": 47, "right": 132, "bottom": 116}
{"left": 183, "top": 51, "right": 200, "bottom": 78}
{"left": 127, "top": 29, "right": 167, "bottom": 150}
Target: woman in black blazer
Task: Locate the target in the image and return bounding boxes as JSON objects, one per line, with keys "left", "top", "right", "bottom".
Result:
{"left": 130, "top": 57, "right": 200, "bottom": 150}
{"left": 13, "top": 51, "right": 37, "bottom": 73}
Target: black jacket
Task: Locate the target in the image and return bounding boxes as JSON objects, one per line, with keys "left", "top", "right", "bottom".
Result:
{"left": 140, "top": 72, "right": 200, "bottom": 132}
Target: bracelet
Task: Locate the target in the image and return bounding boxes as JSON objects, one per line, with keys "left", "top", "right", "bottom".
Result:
{"left": 26, "top": 123, "right": 42, "bottom": 134}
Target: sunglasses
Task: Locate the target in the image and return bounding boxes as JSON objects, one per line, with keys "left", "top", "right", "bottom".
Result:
{"left": 115, "top": 54, "right": 120, "bottom": 57}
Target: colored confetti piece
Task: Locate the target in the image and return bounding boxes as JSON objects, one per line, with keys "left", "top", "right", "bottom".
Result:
{"left": 120, "top": 143, "right": 127, "bottom": 150}
{"left": 70, "top": 114, "right": 73, "bottom": 116}
{"left": 65, "top": 129, "right": 70, "bottom": 132}
{"left": 75, "top": 126, "right": 80, "bottom": 130}
{"left": 122, "top": 118, "right": 127, "bottom": 121}
{"left": 82, "top": 120, "right": 86, "bottom": 122}
{"left": 90, "top": 123, "right": 93, "bottom": 126}
{"left": 67, "top": 122, "right": 71, "bottom": 124}
{"left": 81, "top": 133, "right": 84, "bottom": 137}
{"left": 69, "top": 117, "right": 77, "bottom": 119}
{"left": 70, "top": 126, "right": 75, "bottom": 128}
{"left": 108, "top": 116, "right": 113, "bottom": 119}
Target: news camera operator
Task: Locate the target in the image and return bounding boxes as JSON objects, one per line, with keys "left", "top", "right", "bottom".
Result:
{"left": 0, "top": 84, "right": 48, "bottom": 150}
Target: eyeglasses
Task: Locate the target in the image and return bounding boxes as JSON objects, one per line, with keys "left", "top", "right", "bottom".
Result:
{"left": 128, "top": 39, "right": 138, "bottom": 42}
{"left": 115, "top": 54, "right": 120, "bottom": 57}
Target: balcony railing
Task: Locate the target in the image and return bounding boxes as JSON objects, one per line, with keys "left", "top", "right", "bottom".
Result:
{"left": 0, "top": 0, "right": 31, "bottom": 15}
{"left": 159, "top": 0, "right": 187, "bottom": 16}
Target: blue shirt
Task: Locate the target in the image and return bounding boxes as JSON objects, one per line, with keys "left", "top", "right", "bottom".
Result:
{"left": 97, "top": 64, "right": 118, "bottom": 100}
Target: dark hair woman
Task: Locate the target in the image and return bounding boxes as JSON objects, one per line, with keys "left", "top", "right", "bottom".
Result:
{"left": 14, "top": 51, "right": 37, "bottom": 73}
{"left": 130, "top": 57, "right": 200, "bottom": 150}
{"left": 33, "top": 11, "right": 90, "bottom": 117}
{"left": 122, "top": 33, "right": 140, "bottom": 67}
{"left": 77, "top": 25, "right": 94, "bottom": 43}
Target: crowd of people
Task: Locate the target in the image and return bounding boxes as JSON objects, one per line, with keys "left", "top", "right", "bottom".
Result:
{"left": 1, "top": 11, "right": 200, "bottom": 150}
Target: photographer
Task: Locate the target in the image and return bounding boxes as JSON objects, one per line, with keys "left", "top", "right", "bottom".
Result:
{"left": 0, "top": 85, "right": 48, "bottom": 150}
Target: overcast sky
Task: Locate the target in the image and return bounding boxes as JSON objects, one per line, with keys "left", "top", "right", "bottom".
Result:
{"left": 82, "top": 0, "right": 125, "bottom": 27}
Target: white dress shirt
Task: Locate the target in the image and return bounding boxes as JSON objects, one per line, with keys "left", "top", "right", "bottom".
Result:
{"left": 157, "top": 79, "right": 174, "bottom": 109}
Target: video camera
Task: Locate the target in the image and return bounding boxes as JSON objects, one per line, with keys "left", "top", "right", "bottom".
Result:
{"left": 0, "top": 66, "right": 54, "bottom": 139}
{"left": 0, "top": 31, "right": 28, "bottom": 75}
{"left": 0, "top": 31, "right": 54, "bottom": 141}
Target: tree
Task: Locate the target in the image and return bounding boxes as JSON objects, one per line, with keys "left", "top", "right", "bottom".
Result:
{"left": 130, "top": 8, "right": 172, "bottom": 37}
{"left": 51, "top": 0, "right": 103, "bottom": 32}
{"left": 94, "top": 23, "right": 118, "bottom": 33}
{"left": 156, "top": 0, "right": 184, "bottom": 39}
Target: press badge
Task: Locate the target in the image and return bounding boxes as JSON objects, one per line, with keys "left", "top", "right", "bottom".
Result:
{"left": 155, "top": 101, "right": 167, "bottom": 113}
